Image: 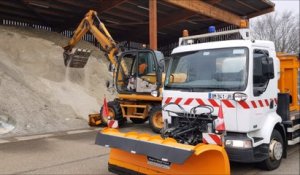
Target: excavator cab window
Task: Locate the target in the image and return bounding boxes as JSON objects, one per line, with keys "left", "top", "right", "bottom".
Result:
{"left": 136, "top": 52, "right": 158, "bottom": 93}
{"left": 116, "top": 50, "right": 159, "bottom": 94}
{"left": 116, "top": 52, "right": 137, "bottom": 92}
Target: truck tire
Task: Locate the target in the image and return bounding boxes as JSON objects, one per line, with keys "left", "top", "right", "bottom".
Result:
{"left": 258, "top": 129, "right": 283, "bottom": 170}
{"left": 149, "top": 106, "right": 163, "bottom": 133}
{"left": 130, "top": 118, "right": 148, "bottom": 124}
{"left": 100, "top": 101, "right": 125, "bottom": 126}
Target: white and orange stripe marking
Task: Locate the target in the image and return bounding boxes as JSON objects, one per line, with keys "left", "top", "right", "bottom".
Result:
{"left": 202, "top": 133, "right": 222, "bottom": 145}
{"left": 163, "top": 97, "right": 278, "bottom": 109}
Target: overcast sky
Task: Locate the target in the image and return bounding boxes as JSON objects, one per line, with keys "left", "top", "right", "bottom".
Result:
{"left": 272, "top": 0, "right": 299, "bottom": 14}
{"left": 250, "top": 0, "right": 299, "bottom": 21}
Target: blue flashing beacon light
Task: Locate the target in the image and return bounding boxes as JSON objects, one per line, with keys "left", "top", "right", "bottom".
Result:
{"left": 208, "top": 26, "right": 216, "bottom": 33}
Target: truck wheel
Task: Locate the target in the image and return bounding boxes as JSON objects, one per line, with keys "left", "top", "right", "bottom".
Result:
{"left": 100, "top": 101, "right": 125, "bottom": 126}
{"left": 258, "top": 129, "right": 283, "bottom": 170}
{"left": 130, "top": 118, "right": 148, "bottom": 124}
{"left": 149, "top": 106, "right": 163, "bottom": 133}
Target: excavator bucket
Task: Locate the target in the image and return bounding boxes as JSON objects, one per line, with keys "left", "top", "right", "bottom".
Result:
{"left": 96, "top": 128, "right": 230, "bottom": 175}
{"left": 63, "top": 48, "right": 92, "bottom": 68}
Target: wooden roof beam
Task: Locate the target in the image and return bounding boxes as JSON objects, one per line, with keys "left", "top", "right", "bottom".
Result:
{"left": 163, "top": 0, "right": 245, "bottom": 27}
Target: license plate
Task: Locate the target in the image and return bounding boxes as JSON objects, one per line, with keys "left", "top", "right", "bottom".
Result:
{"left": 209, "top": 93, "right": 233, "bottom": 100}
{"left": 147, "top": 156, "right": 171, "bottom": 169}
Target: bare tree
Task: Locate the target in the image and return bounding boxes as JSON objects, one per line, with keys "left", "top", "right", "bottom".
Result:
{"left": 251, "top": 11, "right": 299, "bottom": 54}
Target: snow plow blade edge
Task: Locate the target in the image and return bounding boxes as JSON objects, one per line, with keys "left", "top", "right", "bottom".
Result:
{"left": 96, "top": 128, "right": 230, "bottom": 175}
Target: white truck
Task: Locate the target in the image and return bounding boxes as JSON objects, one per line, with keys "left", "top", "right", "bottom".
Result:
{"left": 161, "top": 29, "right": 299, "bottom": 170}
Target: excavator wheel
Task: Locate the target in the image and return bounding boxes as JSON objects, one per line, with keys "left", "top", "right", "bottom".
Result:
{"left": 100, "top": 101, "right": 125, "bottom": 126}
{"left": 130, "top": 118, "right": 148, "bottom": 124}
{"left": 149, "top": 105, "right": 163, "bottom": 133}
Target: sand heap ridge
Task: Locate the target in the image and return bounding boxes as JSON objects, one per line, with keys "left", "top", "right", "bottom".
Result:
{"left": 0, "top": 26, "right": 114, "bottom": 137}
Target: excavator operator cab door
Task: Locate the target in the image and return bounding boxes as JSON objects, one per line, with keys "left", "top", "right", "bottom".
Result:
{"left": 116, "top": 50, "right": 163, "bottom": 94}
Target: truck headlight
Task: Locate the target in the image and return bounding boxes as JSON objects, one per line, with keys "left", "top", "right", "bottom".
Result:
{"left": 225, "top": 140, "right": 252, "bottom": 148}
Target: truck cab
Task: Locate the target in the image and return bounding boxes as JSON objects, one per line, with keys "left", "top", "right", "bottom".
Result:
{"left": 162, "top": 29, "right": 299, "bottom": 170}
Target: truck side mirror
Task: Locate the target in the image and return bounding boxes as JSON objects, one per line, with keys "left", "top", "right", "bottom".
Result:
{"left": 262, "top": 57, "right": 274, "bottom": 79}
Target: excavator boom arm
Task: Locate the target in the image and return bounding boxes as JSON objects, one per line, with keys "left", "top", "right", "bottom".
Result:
{"left": 63, "top": 10, "right": 119, "bottom": 68}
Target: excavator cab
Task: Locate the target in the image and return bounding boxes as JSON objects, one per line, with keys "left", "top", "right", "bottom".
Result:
{"left": 116, "top": 50, "right": 163, "bottom": 94}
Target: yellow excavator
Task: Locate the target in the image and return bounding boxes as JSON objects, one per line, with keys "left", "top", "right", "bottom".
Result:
{"left": 63, "top": 10, "right": 164, "bottom": 133}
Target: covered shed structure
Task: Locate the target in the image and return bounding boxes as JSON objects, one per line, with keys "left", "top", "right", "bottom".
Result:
{"left": 0, "top": 0, "right": 275, "bottom": 55}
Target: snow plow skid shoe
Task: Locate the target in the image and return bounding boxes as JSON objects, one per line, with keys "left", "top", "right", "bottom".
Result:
{"left": 96, "top": 128, "right": 230, "bottom": 175}
{"left": 63, "top": 48, "right": 91, "bottom": 68}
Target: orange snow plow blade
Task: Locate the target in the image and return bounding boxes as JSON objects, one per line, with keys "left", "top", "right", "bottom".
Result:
{"left": 96, "top": 128, "right": 230, "bottom": 175}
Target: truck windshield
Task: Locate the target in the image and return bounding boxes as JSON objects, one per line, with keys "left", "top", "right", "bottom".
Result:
{"left": 165, "top": 47, "right": 248, "bottom": 91}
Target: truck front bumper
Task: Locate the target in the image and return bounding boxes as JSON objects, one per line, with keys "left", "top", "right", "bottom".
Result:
{"left": 225, "top": 144, "right": 269, "bottom": 163}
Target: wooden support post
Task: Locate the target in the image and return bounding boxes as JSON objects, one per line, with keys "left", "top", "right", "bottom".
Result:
{"left": 149, "top": 0, "right": 157, "bottom": 50}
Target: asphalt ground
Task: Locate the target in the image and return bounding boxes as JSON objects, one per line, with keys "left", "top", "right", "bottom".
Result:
{"left": 0, "top": 124, "right": 299, "bottom": 175}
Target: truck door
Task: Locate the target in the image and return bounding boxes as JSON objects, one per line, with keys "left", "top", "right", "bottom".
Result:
{"left": 247, "top": 49, "right": 276, "bottom": 131}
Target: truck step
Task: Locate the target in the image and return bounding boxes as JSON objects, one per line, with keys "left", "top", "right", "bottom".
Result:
{"left": 288, "top": 137, "right": 300, "bottom": 145}
{"left": 287, "top": 124, "right": 300, "bottom": 132}
{"left": 284, "top": 112, "right": 300, "bottom": 145}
